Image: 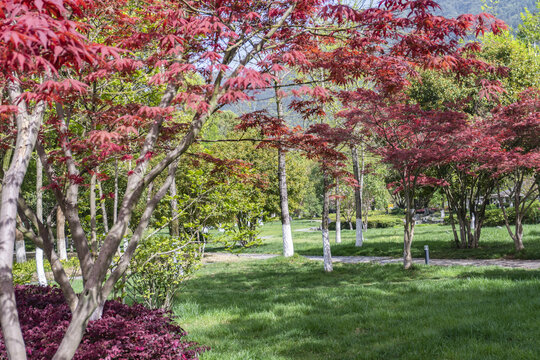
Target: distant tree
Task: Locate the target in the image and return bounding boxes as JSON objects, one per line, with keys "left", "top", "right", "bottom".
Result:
{"left": 489, "top": 89, "right": 540, "bottom": 251}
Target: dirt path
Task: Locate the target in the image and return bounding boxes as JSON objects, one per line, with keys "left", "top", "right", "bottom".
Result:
{"left": 204, "top": 252, "right": 540, "bottom": 270}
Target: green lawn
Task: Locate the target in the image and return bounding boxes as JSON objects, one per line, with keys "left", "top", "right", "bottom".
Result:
{"left": 207, "top": 220, "right": 540, "bottom": 259}
{"left": 174, "top": 256, "right": 540, "bottom": 360}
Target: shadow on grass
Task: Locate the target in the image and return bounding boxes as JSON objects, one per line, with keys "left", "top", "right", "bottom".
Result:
{"left": 176, "top": 257, "right": 540, "bottom": 360}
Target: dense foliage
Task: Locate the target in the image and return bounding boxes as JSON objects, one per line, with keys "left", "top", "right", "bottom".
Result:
{"left": 0, "top": 286, "right": 206, "bottom": 360}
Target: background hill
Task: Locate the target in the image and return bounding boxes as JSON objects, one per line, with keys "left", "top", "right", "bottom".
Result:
{"left": 436, "top": 0, "right": 537, "bottom": 30}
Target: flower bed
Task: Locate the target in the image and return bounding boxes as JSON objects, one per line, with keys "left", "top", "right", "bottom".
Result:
{"left": 0, "top": 285, "right": 207, "bottom": 359}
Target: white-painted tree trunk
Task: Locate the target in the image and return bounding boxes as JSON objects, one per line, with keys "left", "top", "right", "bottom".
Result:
{"left": 170, "top": 173, "right": 180, "bottom": 237}
{"left": 36, "top": 157, "right": 47, "bottom": 286}
{"left": 335, "top": 181, "right": 341, "bottom": 244}
{"left": 322, "top": 172, "right": 333, "bottom": 272}
{"left": 97, "top": 176, "right": 109, "bottom": 233}
{"left": 113, "top": 159, "right": 118, "bottom": 224}
{"left": 57, "top": 207, "right": 67, "bottom": 260}
{"left": 355, "top": 219, "right": 364, "bottom": 246}
{"left": 275, "top": 83, "right": 294, "bottom": 257}
{"left": 90, "top": 172, "right": 98, "bottom": 255}
{"left": 15, "top": 229, "right": 27, "bottom": 263}
{"left": 352, "top": 146, "right": 365, "bottom": 247}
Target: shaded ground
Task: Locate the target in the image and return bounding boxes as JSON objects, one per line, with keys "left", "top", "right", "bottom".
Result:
{"left": 176, "top": 256, "right": 540, "bottom": 360}
{"left": 205, "top": 252, "right": 540, "bottom": 269}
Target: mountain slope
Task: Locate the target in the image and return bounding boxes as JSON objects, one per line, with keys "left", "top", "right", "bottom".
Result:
{"left": 436, "top": 0, "right": 537, "bottom": 30}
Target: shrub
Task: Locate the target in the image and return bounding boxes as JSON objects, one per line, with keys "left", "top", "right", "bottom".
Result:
{"left": 329, "top": 216, "right": 402, "bottom": 230}
{"left": 12, "top": 257, "right": 81, "bottom": 285}
{"left": 443, "top": 201, "right": 540, "bottom": 227}
{"left": 13, "top": 261, "right": 36, "bottom": 285}
{"left": 116, "top": 235, "right": 203, "bottom": 310}
{"left": 0, "top": 285, "right": 207, "bottom": 360}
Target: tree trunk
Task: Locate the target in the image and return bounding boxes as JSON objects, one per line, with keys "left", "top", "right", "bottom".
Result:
{"left": 447, "top": 202, "right": 460, "bottom": 248}
{"left": 0, "top": 81, "right": 45, "bottom": 360}
{"left": 403, "top": 189, "right": 415, "bottom": 269}
{"left": 57, "top": 207, "right": 68, "bottom": 260}
{"left": 170, "top": 174, "right": 179, "bottom": 237}
{"left": 90, "top": 172, "right": 98, "bottom": 256}
{"left": 351, "top": 146, "right": 364, "bottom": 247}
{"left": 278, "top": 148, "right": 294, "bottom": 257}
{"left": 113, "top": 159, "right": 118, "bottom": 225}
{"left": 322, "top": 172, "right": 333, "bottom": 272}
{"left": 15, "top": 229, "right": 26, "bottom": 263}
{"left": 514, "top": 217, "right": 524, "bottom": 251}
{"left": 97, "top": 177, "right": 109, "bottom": 233}
{"left": 36, "top": 157, "right": 48, "bottom": 286}
{"left": 275, "top": 83, "right": 294, "bottom": 257}
{"left": 335, "top": 180, "right": 341, "bottom": 244}
{"left": 51, "top": 292, "right": 98, "bottom": 360}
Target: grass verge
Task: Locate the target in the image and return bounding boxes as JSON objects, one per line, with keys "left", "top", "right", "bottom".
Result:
{"left": 174, "top": 256, "right": 540, "bottom": 360}
{"left": 207, "top": 220, "right": 540, "bottom": 259}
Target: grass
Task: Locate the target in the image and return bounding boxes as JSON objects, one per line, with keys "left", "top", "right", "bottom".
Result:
{"left": 207, "top": 220, "right": 540, "bottom": 259}
{"left": 174, "top": 256, "right": 540, "bottom": 360}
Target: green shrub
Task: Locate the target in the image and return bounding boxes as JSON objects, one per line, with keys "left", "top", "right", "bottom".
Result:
{"left": 13, "top": 261, "right": 36, "bottom": 285}
{"left": 12, "top": 257, "right": 81, "bottom": 285}
{"left": 117, "top": 235, "right": 203, "bottom": 310}
{"left": 329, "top": 216, "right": 402, "bottom": 230}
{"left": 444, "top": 201, "right": 540, "bottom": 227}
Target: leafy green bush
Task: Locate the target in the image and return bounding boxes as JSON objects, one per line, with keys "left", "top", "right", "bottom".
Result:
{"left": 329, "top": 216, "right": 402, "bottom": 230}
{"left": 12, "top": 257, "right": 81, "bottom": 285}
{"left": 117, "top": 235, "right": 203, "bottom": 310}
{"left": 13, "top": 261, "right": 36, "bottom": 285}
{"left": 444, "top": 201, "right": 540, "bottom": 227}
{"left": 484, "top": 201, "right": 540, "bottom": 227}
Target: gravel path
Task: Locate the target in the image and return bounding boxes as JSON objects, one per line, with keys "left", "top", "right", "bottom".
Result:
{"left": 204, "top": 252, "right": 540, "bottom": 269}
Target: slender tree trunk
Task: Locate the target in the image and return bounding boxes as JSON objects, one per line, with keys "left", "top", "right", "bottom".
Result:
{"left": 403, "top": 188, "right": 415, "bottom": 269}
{"left": 275, "top": 83, "right": 293, "bottom": 257}
{"left": 497, "top": 180, "right": 526, "bottom": 252}
{"left": 36, "top": 157, "right": 48, "bottom": 286}
{"left": 170, "top": 174, "right": 179, "bottom": 237}
{"left": 447, "top": 202, "right": 460, "bottom": 248}
{"left": 322, "top": 172, "right": 333, "bottom": 272}
{"left": 57, "top": 207, "right": 68, "bottom": 260}
{"left": 90, "top": 172, "right": 98, "bottom": 256}
{"left": 97, "top": 177, "right": 109, "bottom": 233}
{"left": 335, "top": 180, "right": 341, "bottom": 244}
{"left": 515, "top": 217, "right": 524, "bottom": 251}
{"left": 113, "top": 159, "right": 118, "bottom": 225}
{"left": 0, "top": 82, "right": 44, "bottom": 360}
{"left": 351, "top": 146, "right": 364, "bottom": 246}
{"left": 278, "top": 148, "right": 294, "bottom": 257}
{"left": 15, "top": 229, "right": 26, "bottom": 263}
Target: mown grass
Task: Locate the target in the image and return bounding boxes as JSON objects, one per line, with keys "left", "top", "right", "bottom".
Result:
{"left": 207, "top": 220, "right": 540, "bottom": 259}
{"left": 174, "top": 256, "right": 540, "bottom": 360}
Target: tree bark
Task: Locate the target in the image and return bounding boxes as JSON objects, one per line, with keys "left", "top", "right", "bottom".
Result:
{"left": 97, "top": 177, "right": 109, "bottom": 233}
{"left": 335, "top": 180, "right": 341, "bottom": 244}
{"left": 275, "top": 83, "right": 293, "bottom": 257}
{"left": 15, "top": 229, "right": 26, "bottom": 263}
{"left": 113, "top": 159, "right": 118, "bottom": 225}
{"left": 0, "top": 81, "right": 44, "bottom": 360}
{"left": 322, "top": 172, "right": 333, "bottom": 272}
{"left": 351, "top": 146, "right": 364, "bottom": 246}
{"left": 35, "top": 157, "right": 48, "bottom": 286}
{"left": 170, "top": 174, "right": 179, "bottom": 237}
{"left": 90, "top": 172, "right": 98, "bottom": 256}
{"left": 278, "top": 148, "right": 294, "bottom": 257}
{"left": 57, "top": 207, "right": 68, "bottom": 260}
{"left": 403, "top": 187, "right": 415, "bottom": 269}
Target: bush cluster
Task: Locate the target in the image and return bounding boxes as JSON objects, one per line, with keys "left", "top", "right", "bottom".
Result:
{"left": 444, "top": 201, "right": 540, "bottom": 227}
{"left": 329, "top": 216, "right": 402, "bottom": 230}
{"left": 0, "top": 285, "right": 207, "bottom": 360}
